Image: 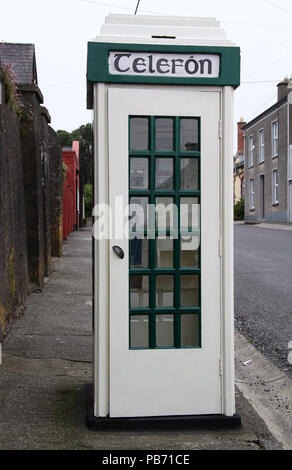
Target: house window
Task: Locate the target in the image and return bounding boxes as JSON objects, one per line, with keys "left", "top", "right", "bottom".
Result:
{"left": 272, "top": 121, "right": 278, "bottom": 158}
{"left": 248, "top": 135, "right": 254, "bottom": 167}
{"left": 259, "top": 129, "right": 264, "bottom": 163}
{"left": 272, "top": 169, "right": 279, "bottom": 204}
{"left": 249, "top": 178, "right": 255, "bottom": 210}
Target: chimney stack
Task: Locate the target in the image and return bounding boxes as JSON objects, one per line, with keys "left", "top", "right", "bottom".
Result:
{"left": 277, "top": 77, "right": 289, "bottom": 101}
{"left": 237, "top": 117, "right": 246, "bottom": 157}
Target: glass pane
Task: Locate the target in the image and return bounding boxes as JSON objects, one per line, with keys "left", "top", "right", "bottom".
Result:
{"left": 180, "top": 158, "right": 199, "bottom": 190}
{"left": 130, "top": 315, "right": 149, "bottom": 348}
{"left": 155, "top": 118, "right": 173, "bottom": 151}
{"left": 156, "top": 315, "right": 174, "bottom": 347}
{"left": 155, "top": 158, "right": 173, "bottom": 190}
{"left": 129, "top": 197, "right": 148, "bottom": 233}
{"left": 130, "top": 158, "right": 148, "bottom": 189}
{"left": 181, "top": 314, "right": 200, "bottom": 347}
{"left": 180, "top": 197, "right": 200, "bottom": 233}
{"left": 130, "top": 238, "right": 149, "bottom": 268}
{"left": 156, "top": 275, "right": 174, "bottom": 307}
{"left": 156, "top": 238, "right": 173, "bottom": 268}
{"left": 156, "top": 197, "right": 177, "bottom": 233}
{"left": 130, "top": 276, "right": 149, "bottom": 308}
{"left": 181, "top": 275, "right": 199, "bottom": 307}
{"left": 130, "top": 117, "right": 149, "bottom": 150}
{"left": 180, "top": 119, "right": 199, "bottom": 151}
{"left": 181, "top": 236, "right": 199, "bottom": 268}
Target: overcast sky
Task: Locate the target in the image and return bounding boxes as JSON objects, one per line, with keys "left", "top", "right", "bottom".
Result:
{"left": 1, "top": 0, "right": 292, "bottom": 148}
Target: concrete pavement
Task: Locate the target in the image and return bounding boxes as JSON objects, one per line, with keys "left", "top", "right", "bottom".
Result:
{"left": 0, "top": 224, "right": 282, "bottom": 450}
{"left": 235, "top": 221, "right": 292, "bottom": 231}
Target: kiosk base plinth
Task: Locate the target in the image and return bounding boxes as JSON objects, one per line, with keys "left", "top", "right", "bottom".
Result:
{"left": 85, "top": 383, "right": 241, "bottom": 431}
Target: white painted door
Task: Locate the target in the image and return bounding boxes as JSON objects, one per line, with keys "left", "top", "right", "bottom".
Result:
{"left": 108, "top": 85, "right": 221, "bottom": 417}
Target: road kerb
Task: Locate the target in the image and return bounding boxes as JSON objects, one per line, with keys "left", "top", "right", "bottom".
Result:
{"left": 235, "top": 330, "right": 292, "bottom": 450}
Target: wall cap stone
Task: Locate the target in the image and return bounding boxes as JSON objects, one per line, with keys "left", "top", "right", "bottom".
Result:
{"left": 40, "top": 105, "right": 51, "bottom": 123}
{"left": 17, "top": 83, "right": 44, "bottom": 104}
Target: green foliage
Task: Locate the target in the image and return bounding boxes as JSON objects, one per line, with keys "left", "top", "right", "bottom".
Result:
{"left": 62, "top": 162, "right": 67, "bottom": 182}
{"left": 57, "top": 130, "right": 72, "bottom": 147}
{"left": 234, "top": 198, "right": 244, "bottom": 221}
{"left": 1, "top": 65, "right": 34, "bottom": 137}
{"left": 56, "top": 123, "right": 93, "bottom": 189}
{"left": 1, "top": 65, "right": 27, "bottom": 121}
{"left": 84, "top": 183, "right": 93, "bottom": 218}
{"left": 72, "top": 123, "right": 93, "bottom": 188}
{"left": 1, "top": 65, "right": 20, "bottom": 115}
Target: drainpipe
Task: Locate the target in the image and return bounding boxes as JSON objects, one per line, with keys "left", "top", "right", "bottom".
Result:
{"left": 287, "top": 78, "right": 292, "bottom": 222}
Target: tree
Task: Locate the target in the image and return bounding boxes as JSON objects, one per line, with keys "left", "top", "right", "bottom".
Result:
{"left": 84, "top": 183, "right": 93, "bottom": 218}
{"left": 71, "top": 123, "right": 93, "bottom": 188}
{"left": 57, "top": 123, "right": 93, "bottom": 187}
{"left": 57, "top": 124, "right": 93, "bottom": 223}
{"left": 234, "top": 199, "right": 244, "bottom": 221}
{"left": 56, "top": 129, "right": 72, "bottom": 147}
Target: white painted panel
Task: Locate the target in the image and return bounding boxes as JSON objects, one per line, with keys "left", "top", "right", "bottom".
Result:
{"left": 108, "top": 52, "right": 220, "bottom": 78}
{"left": 93, "top": 84, "right": 109, "bottom": 417}
{"left": 221, "top": 86, "right": 235, "bottom": 416}
{"left": 108, "top": 85, "right": 221, "bottom": 417}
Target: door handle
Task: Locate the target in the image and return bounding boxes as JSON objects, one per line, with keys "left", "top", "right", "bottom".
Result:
{"left": 112, "top": 245, "right": 125, "bottom": 259}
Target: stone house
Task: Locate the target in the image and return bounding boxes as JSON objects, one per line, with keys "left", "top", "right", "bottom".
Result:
{"left": 234, "top": 118, "right": 246, "bottom": 204}
{"left": 243, "top": 78, "right": 292, "bottom": 223}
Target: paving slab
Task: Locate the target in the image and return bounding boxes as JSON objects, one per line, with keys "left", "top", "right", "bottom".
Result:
{"left": 0, "top": 225, "right": 281, "bottom": 450}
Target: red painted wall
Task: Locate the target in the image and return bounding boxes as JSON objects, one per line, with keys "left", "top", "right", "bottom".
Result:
{"left": 62, "top": 142, "right": 80, "bottom": 240}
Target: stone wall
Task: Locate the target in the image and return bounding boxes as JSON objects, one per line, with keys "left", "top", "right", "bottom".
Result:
{"left": 40, "top": 106, "right": 52, "bottom": 277}
{"left": 0, "top": 74, "right": 63, "bottom": 339}
{"left": 19, "top": 84, "right": 46, "bottom": 285}
{"left": 48, "top": 126, "right": 63, "bottom": 257}
{"left": 0, "top": 90, "right": 29, "bottom": 341}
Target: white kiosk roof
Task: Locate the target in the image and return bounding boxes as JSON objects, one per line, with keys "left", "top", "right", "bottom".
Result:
{"left": 87, "top": 14, "right": 240, "bottom": 108}
{"left": 94, "top": 14, "right": 235, "bottom": 47}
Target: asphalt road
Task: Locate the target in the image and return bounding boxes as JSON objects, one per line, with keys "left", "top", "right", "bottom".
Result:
{"left": 234, "top": 224, "right": 292, "bottom": 379}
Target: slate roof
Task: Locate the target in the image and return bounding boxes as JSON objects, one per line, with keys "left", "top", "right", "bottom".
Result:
{"left": 0, "top": 43, "right": 37, "bottom": 85}
{"left": 242, "top": 96, "right": 287, "bottom": 131}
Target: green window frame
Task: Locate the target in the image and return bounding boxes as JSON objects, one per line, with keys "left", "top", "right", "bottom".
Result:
{"left": 129, "top": 116, "right": 201, "bottom": 350}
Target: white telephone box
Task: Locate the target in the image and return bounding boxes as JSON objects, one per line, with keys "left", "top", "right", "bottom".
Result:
{"left": 87, "top": 14, "right": 240, "bottom": 427}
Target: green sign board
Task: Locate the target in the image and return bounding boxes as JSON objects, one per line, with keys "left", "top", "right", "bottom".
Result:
{"left": 87, "top": 42, "right": 240, "bottom": 108}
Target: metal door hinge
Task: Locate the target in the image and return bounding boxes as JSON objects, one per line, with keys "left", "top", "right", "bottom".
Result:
{"left": 218, "top": 237, "right": 222, "bottom": 257}
{"left": 218, "top": 120, "right": 222, "bottom": 139}
{"left": 219, "top": 357, "right": 223, "bottom": 376}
